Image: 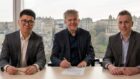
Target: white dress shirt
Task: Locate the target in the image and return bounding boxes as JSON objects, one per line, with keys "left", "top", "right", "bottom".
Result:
{"left": 121, "top": 35, "right": 130, "bottom": 66}
{"left": 20, "top": 31, "right": 31, "bottom": 67}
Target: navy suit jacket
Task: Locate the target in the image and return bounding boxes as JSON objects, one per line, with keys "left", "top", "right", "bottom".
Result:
{"left": 0, "top": 31, "right": 46, "bottom": 71}
{"left": 51, "top": 28, "right": 95, "bottom": 66}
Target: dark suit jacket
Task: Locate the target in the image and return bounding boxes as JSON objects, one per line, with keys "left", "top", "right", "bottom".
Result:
{"left": 51, "top": 28, "right": 95, "bottom": 66}
{"left": 103, "top": 31, "right": 140, "bottom": 68}
{"left": 0, "top": 31, "right": 46, "bottom": 71}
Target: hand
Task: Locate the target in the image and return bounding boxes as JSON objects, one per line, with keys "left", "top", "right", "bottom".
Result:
{"left": 108, "top": 64, "right": 123, "bottom": 75}
{"left": 24, "top": 65, "right": 38, "bottom": 75}
{"left": 6, "top": 65, "right": 18, "bottom": 75}
{"left": 122, "top": 67, "right": 140, "bottom": 76}
{"left": 77, "top": 61, "right": 87, "bottom": 67}
{"left": 60, "top": 58, "right": 71, "bottom": 68}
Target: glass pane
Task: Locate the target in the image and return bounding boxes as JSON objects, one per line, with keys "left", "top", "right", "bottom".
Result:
{"left": 24, "top": 0, "right": 140, "bottom": 62}
{"left": 0, "top": 0, "right": 14, "bottom": 53}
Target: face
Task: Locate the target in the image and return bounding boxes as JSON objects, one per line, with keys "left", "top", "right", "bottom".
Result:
{"left": 117, "top": 15, "right": 133, "bottom": 35}
{"left": 64, "top": 15, "right": 80, "bottom": 32}
{"left": 18, "top": 15, "right": 35, "bottom": 34}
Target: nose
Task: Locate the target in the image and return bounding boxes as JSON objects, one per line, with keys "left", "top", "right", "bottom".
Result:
{"left": 25, "top": 22, "right": 30, "bottom": 26}
{"left": 70, "top": 20, "right": 75, "bottom": 23}
{"left": 121, "top": 23, "right": 126, "bottom": 28}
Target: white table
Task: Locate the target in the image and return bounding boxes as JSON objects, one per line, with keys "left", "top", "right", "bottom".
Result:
{"left": 0, "top": 66, "right": 140, "bottom": 79}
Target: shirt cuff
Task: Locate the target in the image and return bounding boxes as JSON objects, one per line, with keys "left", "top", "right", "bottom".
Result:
{"left": 33, "top": 64, "right": 40, "bottom": 71}
{"left": 105, "top": 63, "right": 111, "bottom": 69}
{"left": 136, "top": 65, "right": 140, "bottom": 68}
{"left": 4, "top": 65, "right": 10, "bottom": 71}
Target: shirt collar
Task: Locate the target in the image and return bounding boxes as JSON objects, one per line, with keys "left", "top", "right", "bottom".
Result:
{"left": 20, "top": 31, "right": 31, "bottom": 40}
{"left": 120, "top": 31, "right": 131, "bottom": 42}
{"left": 67, "top": 28, "right": 78, "bottom": 37}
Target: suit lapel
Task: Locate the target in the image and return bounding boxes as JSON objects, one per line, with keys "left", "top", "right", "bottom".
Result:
{"left": 26, "top": 32, "right": 34, "bottom": 65}
{"left": 115, "top": 33, "right": 123, "bottom": 66}
{"left": 64, "top": 29, "right": 70, "bottom": 61}
{"left": 15, "top": 31, "right": 21, "bottom": 67}
{"left": 125, "top": 31, "right": 136, "bottom": 66}
{"left": 77, "top": 29, "right": 82, "bottom": 60}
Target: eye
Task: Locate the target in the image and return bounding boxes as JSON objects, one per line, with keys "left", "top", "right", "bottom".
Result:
{"left": 119, "top": 21, "right": 122, "bottom": 24}
{"left": 20, "top": 20, "right": 34, "bottom": 25}
{"left": 68, "top": 19, "right": 72, "bottom": 21}
{"left": 125, "top": 21, "right": 129, "bottom": 23}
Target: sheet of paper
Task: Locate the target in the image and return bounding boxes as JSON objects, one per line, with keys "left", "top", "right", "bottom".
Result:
{"left": 62, "top": 67, "right": 85, "bottom": 76}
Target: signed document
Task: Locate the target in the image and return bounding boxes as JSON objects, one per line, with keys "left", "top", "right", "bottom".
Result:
{"left": 62, "top": 67, "right": 85, "bottom": 76}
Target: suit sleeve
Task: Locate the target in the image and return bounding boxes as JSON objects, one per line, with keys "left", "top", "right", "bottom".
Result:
{"left": 34, "top": 37, "right": 46, "bottom": 70}
{"left": 0, "top": 35, "right": 10, "bottom": 71}
{"left": 50, "top": 35, "right": 62, "bottom": 66}
{"left": 84, "top": 32, "right": 95, "bottom": 65}
{"left": 102, "top": 37, "right": 114, "bottom": 69}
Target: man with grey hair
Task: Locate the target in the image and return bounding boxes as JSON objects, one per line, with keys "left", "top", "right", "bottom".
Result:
{"left": 51, "top": 9, "right": 95, "bottom": 68}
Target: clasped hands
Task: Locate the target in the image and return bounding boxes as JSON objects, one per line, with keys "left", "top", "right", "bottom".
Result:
{"left": 5, "top": 65, "right": 38, "bottom": 75}
{"left": 108, "top": 64, "right": 140, "bottom": 76}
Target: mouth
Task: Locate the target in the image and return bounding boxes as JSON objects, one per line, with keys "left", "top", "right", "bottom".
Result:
{"left": 23, "top": 25, "right": 31, "bottom": 28}
{"left": 70, "top": 24, "right": 77, "bottom": 27}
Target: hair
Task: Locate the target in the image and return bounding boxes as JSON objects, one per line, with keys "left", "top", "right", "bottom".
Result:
{"left": 117, "top": 10, "right": 132, "bottom": 20}
{"left": 20, "top": 9, "right": 36, "bottom": 19}
{"left": 64, "top": 9, "right": 79, "bottom": 19}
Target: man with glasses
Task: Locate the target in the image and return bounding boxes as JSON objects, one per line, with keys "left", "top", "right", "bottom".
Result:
{"left": 0, "top": 9, "right": 46, "bottom": 75}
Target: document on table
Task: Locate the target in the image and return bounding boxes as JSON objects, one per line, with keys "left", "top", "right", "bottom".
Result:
{"left": 62, "top": 67, "right": 85, "bottom": 76}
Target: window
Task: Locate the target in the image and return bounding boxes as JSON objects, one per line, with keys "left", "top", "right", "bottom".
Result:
{"left": 23, "top": 0, "right": 140, "bottom": 62}
{"left": 0, "top": 0, "right": 14, "bottom": 53}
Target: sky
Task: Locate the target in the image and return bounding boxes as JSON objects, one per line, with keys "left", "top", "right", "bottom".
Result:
{"left": 0, "top": 0, "right": 140, "bottom": 22}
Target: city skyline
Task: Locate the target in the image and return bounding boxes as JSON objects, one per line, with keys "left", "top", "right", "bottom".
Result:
{"left": 1, "top": 12, "right": 140, "bottom": 58}
{"left": 0, "top": 0, "right": 140, "bottom": 22}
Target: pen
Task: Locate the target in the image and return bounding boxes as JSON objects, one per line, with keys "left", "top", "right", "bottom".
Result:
{"left": 63, "top": 57, "right": 71, "bottom": 66}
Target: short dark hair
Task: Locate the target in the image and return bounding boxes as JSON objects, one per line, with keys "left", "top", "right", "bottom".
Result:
{"left": 64, "top": 9, "right": 79, "bottom": 19}
{"left": 20, "top": 9, "right": 36, "bottom": 19}
{"left": 118, "top": 10, "right": 132, "bottom": 20}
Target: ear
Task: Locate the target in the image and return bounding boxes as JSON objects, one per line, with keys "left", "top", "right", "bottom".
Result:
{"left": 132, "top": 21, "right": 133, "bottom": 27}
{"left": 78, "top": 19, "right": 80, "bottom": 23}
{"left": 17, "top": 20, "right": 21, "bottom": 28}
{"left": 18, "top": 19, "right": 20, "bottom": 24}
{"left": 17, "top": 20, "right": 19, "bottom": 25}
{"left": 64, "top": 19, "right": 67, "bottom": 24}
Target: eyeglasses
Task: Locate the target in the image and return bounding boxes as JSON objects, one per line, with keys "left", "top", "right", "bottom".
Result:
{"left": 20, "top": 19, "right": 34, "bottom": 25}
